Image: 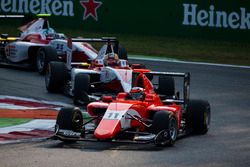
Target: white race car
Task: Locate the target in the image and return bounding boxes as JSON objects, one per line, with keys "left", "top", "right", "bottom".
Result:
{"left": 0, "top": 15, "right": 127, "bottom": 74}
{"left": 45, "top": 38, "right": 143, "bottom": 105}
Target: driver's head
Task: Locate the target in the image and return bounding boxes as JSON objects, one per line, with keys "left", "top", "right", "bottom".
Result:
{"left": 104, "top": 53, "right": 119, "bottom": 66}
{"left": 129, "top": 87, "right": 145, "bottom": 100}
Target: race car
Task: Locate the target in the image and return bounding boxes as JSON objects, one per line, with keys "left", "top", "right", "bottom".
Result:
{"left": 45, "top": 37, "right": 138, "bottom": 105}
{"left": 0, "top": 14, "right": 127, "bottom": 74}
{"left": 54, "top": 69, "right": 211, "bottom": 146}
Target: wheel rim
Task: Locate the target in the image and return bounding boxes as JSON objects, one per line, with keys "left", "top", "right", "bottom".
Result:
{"left": 72, "top": 110, "right": 83, "bottom": 131}
{"left": 154, "top": 130, "right": 168, "bottom": 146}
{"left": 169, "top": 117, "right": 177, "bottom": 141}
{"left": 154, "top": 116, "right": 178, "bottom": 146}
{"left": 37, "top": 50, "right": 45, "bottom": 72}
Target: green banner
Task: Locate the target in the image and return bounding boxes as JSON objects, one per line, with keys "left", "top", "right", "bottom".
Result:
{"left": 1, "top": 0, "right": 249, "bottom": 41}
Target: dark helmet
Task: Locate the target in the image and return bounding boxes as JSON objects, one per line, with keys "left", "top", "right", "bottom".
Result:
{"left": 129, "top": 87, "right": 145, "bottom": 100}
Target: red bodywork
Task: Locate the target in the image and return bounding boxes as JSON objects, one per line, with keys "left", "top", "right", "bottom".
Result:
{"left": 87, "top": 71, "right": 182, "bottom": 140}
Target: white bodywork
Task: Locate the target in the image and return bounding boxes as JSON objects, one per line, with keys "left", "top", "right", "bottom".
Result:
{"left": 19, "top": 18, "right": 55, "bottom": 40}
{"left": 3, "top": 17, "right": 98, "bottom": 63}
{"left": 4, "top": 39, "right": 98, "bottom": 63}
{"left": 103, "top": 106, "right": 141, "bottom": 129}
{"left": 100, "top": 67, "right": 132, "bottom": 92}
{"left": 71, "top": 67, "right": 133, "bottom": 93}
{"left": 49, "top": 39, "right": 98, "bottom": 60}
{"left": 5, "top": 41, "right": 45, "bottom": 62}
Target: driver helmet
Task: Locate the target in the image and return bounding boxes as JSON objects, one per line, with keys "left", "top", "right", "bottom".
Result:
{"left": 104, "top": 53, "right": 119, "bottom": 66}
{"left": 41, "top": 28, "right": 56, "bottom": 39}
{"left": 129, "top": 87, "right": 145, "bottom": 100}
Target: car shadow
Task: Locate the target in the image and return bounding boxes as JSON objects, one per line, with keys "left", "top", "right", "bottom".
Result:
{"left": 41, "top": 139, "right": 167, "bottom": 152}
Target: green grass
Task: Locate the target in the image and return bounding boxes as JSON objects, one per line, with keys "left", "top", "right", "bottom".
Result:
{"left": 1, "top": 25, "right": 250, "bottom": 66}
{"left": 0, "top": 118, "right": 31, "bottom": 128}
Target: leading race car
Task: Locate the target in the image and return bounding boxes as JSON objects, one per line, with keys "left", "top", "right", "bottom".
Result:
{"left": 0, "top": 15, "right": 127, "bottom": 74}
{"left": 54, "top": 69, "right": 211, "bottom": 146}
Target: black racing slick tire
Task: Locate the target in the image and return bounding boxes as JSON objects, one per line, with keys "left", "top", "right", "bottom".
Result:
{"left": 45, "top": 61, "right": 68, "bottom": 93}
{"left": 118, "top": 45, "right": 128, "bottom": 60}
{"left": 56, "top": 107, "right": 83, "bottom": 131}
{"left": 73, "top": 73, "right": 90, "bottom": 105}
{"left": 186, "top": 100, "right": 211, "bottom": 134}
{"left": 151, "top": 111, "right": 178, "bottom": 146}
{"left": 56, "top": 107, "right": 84, "bottom": 143}
{"left": 36, "top": 46, "right": 57, "bottom": 75}
{"left": 157, "top": 76, "right": 175, "bottom": 97}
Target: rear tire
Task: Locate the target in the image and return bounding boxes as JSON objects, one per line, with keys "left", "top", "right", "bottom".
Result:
{"left": 186, "top": 100, "right": 211, "bottom": 134}
{"left": 151, "top": 111, "right": 178, "bottom": 146}
{"left": 45, "top": 61, "right": 68, "bottom": 93}
{"left": 157, "top": 76, "right": 175, "bottom": 97}
{"left": 118, "top": 45, "right": 128, "bottom": 60}
{"left": 36, "top": 46, "right": 57, "bottom": 75}
{"left": 73, "top": 73, "right": 90, "bottom": 105}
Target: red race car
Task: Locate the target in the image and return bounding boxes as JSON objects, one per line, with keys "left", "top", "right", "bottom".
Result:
{"left": 54, "top": 69, "right": 211, "bottom": 146}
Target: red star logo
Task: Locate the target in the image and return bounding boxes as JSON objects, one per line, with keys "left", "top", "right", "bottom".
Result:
{"left": 80, "top": 0, "right": 102, "bottom": 21}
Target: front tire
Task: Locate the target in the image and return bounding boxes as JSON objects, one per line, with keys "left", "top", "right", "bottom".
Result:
{"left": 36, "top": 46, "right": 57, "bottom": 75}
{"left": 56, "top": 107, "right": 84, "bottom": 143}
{"left": 151, "top": 111, "right": 178, "bottom": 146}
{"left": 56, "top": 107, "right": 83, "bottom": 131}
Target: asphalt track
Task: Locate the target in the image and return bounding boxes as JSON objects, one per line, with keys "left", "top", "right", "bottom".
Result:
{"left": 0, "top": 59, "right": 250, "bottom": 167}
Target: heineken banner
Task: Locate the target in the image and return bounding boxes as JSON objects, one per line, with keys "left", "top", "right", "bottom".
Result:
{"left": 0, "top": 0, "right": 249, "bottom": 41}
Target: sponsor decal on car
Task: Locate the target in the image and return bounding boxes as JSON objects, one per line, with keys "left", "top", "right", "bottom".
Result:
{"left": 58, "top": 129, "right": 81, "bottom": 138}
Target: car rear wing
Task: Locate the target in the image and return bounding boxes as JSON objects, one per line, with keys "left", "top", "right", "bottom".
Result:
{"left": 71, "top": 37, "right": 119, "bottom": 53}
{"left": 150, "top": 71, "right": 190, "bottom": 105}
{"left": 133, "top": 70, "right": 190, "bottom": 107}
{"left": 71, "top": 37, "right": 118, "bottom": 43}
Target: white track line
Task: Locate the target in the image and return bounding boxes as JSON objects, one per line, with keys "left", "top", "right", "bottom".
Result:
{"left": 129, "top": 55, "right": 250, "bottom": 69}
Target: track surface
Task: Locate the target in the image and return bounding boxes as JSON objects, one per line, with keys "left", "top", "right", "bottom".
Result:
{"left": 0, "top": 60, "right": 250, "bottom": 167}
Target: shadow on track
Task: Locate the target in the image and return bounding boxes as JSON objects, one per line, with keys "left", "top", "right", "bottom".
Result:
{"left": 40, "top": 139, "right": 167, "bottom": 152}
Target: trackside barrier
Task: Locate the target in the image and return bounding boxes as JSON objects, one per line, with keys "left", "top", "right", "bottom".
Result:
{"left": 0, "top": 0, "right": 249, "bottom": 42}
